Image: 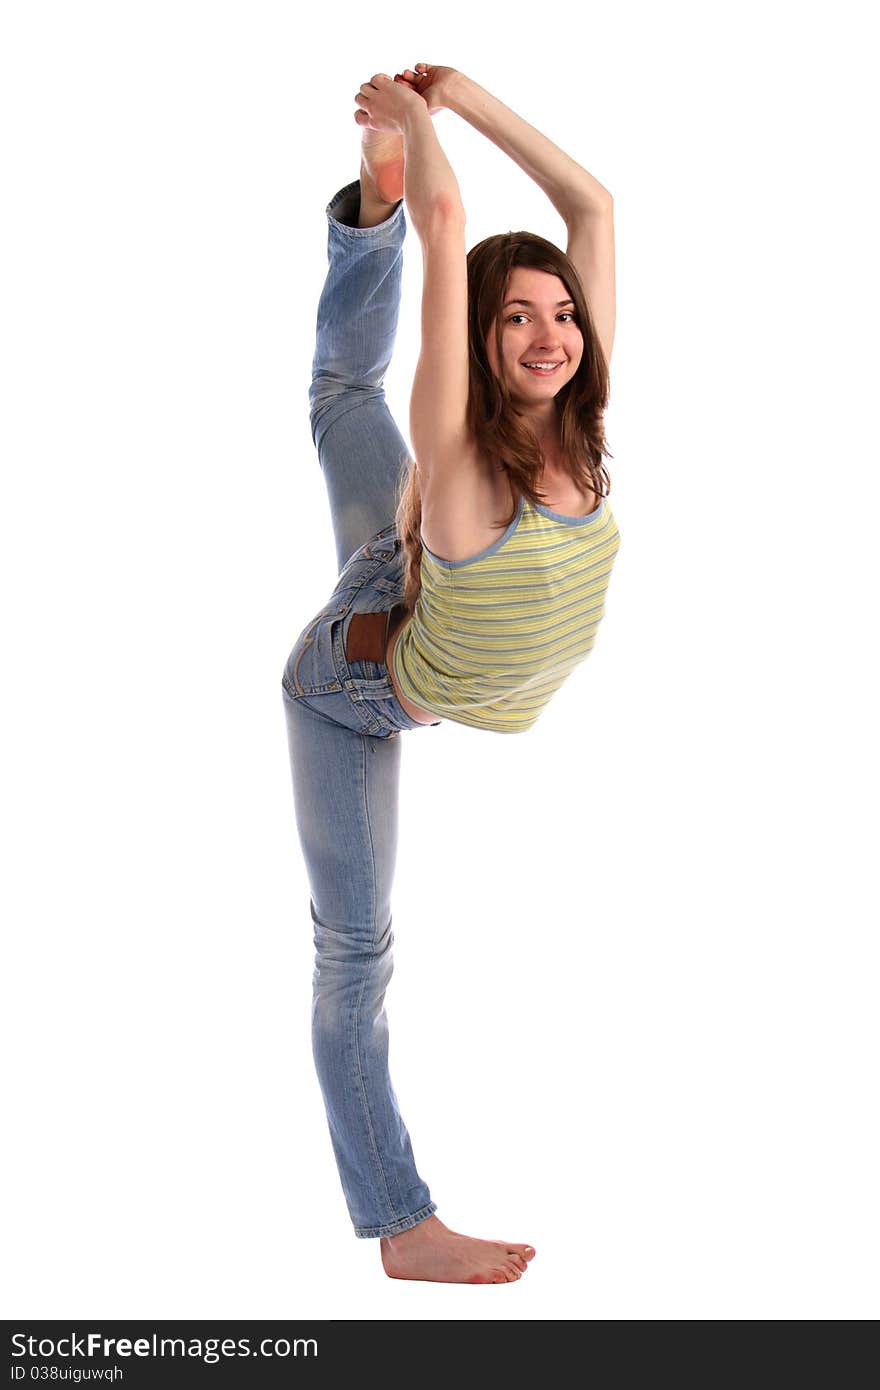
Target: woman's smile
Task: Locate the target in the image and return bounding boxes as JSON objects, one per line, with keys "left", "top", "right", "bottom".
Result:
{"left": 521, "top": 360, "right": 564, "bottom": 374}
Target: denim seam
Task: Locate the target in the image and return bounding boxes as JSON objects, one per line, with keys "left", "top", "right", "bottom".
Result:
{"left": 330, "top": 609, "right": 383, "bottom": 736}
{"left": 351, "top": 734, "right": 398, "bottom": 1224}
{"left": 289, "top": 619, "right": 345, "bottom": 697}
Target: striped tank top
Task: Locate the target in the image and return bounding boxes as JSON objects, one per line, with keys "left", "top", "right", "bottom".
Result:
{"left": 391, "top": 491, "right": 621, "bottom": 733}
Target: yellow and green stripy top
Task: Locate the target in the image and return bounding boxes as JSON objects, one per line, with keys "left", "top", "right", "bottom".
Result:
{"left": 391, "top": 491, "right": 621, "bottom": 733}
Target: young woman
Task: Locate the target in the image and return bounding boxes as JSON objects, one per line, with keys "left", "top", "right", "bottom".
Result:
{"left": 281, "top": 64, "right": 620, "bottom": 1283}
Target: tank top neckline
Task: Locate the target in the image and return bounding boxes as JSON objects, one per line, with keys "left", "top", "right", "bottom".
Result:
{"left": 531, "top": 493, "right": 606, "bottom": 525}
{"left": 420, "top": 491, "right": 607, "bottom": 570}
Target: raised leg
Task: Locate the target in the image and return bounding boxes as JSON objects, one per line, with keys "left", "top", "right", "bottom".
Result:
{"left": 309, "top": 180, "right": 412, "bottom": 573}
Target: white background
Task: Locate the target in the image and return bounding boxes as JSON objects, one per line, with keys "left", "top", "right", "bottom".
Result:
{"left": 2, "top": 0, "right": 877, "bottom": 1321}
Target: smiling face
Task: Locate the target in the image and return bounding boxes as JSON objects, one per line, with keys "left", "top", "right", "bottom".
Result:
{"left": 485, "top": 266, "right": 584, "bottom": 411}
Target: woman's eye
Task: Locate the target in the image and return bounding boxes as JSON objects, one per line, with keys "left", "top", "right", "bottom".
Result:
{"left": 506, "top": 312, "right": 577, "bottom": 324}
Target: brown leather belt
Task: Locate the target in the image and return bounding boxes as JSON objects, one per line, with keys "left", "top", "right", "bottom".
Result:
{"left": 345, "top": 603, "right": 409, "bottom": 665}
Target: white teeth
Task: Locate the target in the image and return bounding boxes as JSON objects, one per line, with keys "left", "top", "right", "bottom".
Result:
{"left": 523, "top": 362, "right": 561, "bottom": 371}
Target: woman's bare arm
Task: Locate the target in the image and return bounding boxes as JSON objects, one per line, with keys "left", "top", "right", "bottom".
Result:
{"left": 401, "top": 102, "right": 466, "bottom": 229}
{"left": 401, "top": 106, "right": 471, "bottom": 487}
{"left": 443, "top": 71, "right": 612, "bottom": 220}
{"left": 406, "top": 67, "right": 616, "bottom": 365}
{"left": 353, "top": 80, "right": 470, "bottom": 482}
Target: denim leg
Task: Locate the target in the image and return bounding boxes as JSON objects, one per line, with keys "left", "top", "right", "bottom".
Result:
{"left": 282, "top": 688, "right": 437, "bottom": 1238}
{"left": 309, "top": 180, "right": 413, "bottom": 573}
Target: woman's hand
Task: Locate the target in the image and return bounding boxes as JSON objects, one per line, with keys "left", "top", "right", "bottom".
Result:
{"left": 396, "top": 63, "right": 463, "bottom": 116}
{"left": 354, "top": 72, "right": 426, "bottom": 133}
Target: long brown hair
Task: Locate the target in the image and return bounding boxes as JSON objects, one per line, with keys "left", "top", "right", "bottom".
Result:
{"left": 393, "top": 229, "right": 614, "bottom": 612}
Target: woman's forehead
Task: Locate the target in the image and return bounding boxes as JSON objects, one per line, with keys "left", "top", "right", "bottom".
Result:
{"left": 505, "top": 266, "right": 568, "bottom": 297}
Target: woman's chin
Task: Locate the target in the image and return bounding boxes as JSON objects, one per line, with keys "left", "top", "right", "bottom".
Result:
{"left": 507, "top": 374, "right": 566, "bottom": 402}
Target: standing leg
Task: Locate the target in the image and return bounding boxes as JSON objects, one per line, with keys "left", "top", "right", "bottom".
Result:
{"left": 282, "top": 688, "right": 437, "bottom": 1237}
{"left": 309, "top": 175, "right": 412, "bottom": 573}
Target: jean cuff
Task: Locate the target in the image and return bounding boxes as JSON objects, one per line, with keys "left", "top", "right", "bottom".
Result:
{"left": 352, "top": 1199, "right": 437, "bottom": 1239}
{"left": 326, "top": 179, "right": 406, "bottom": 239}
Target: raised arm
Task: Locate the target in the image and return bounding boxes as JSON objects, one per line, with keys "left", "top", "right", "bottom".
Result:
{"left": 408, "top": 66, "right": 613, "bottom": 219}
{"left": 401, "top": 65, "right": 616, "bottom": 365}
{"left": 400, "top": 104, "right": 472, "bottom": 489}
{"left": 354, "top": 75, "right": 471, "bottom": 486}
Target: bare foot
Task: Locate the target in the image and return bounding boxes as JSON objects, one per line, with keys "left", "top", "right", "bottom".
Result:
{"left": 380, "top": 1214, "right": 536, "bottom": 1284}
{"left": 356, "top": 75, "right": 436, "bottom": 224}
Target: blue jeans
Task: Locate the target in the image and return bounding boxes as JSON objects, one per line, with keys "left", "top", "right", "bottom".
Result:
{"left": 281, "top": 180, "right": 439, "bottom": 1239}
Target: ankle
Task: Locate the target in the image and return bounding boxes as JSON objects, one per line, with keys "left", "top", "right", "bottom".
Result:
{"left": 357, "top": 171, "right": 398, "bottom": 229}
{"left": 384, "top": 1214, "right": 442, "bottom": 1245}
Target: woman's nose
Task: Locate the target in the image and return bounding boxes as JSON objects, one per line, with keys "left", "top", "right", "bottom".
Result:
{"left": 531, "top": 323, "right": 563, "bottom": 346}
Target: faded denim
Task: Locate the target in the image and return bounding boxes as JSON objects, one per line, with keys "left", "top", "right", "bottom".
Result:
{"left": 281, "top": 181, "right": 439, "bottom": 1238}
